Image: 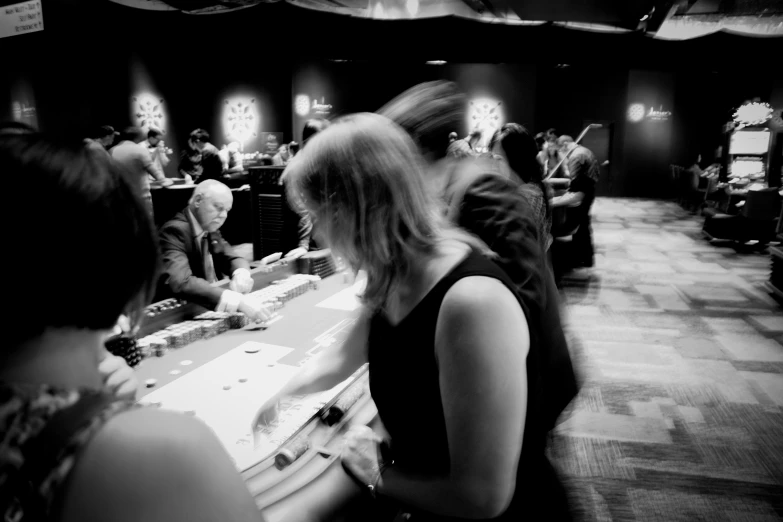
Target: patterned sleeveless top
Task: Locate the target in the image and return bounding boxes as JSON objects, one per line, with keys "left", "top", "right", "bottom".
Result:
{"left": 0, "top": 383, "right": 135, "bottom": 521}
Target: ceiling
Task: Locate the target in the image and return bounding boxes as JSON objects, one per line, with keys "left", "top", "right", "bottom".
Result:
{"left": 107, "top": 0, "right": 783, "bottom": 39}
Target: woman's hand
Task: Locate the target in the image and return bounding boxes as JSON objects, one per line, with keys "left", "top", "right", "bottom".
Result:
{"left": 340, "top": 425, "right": 384, "bottom": 485}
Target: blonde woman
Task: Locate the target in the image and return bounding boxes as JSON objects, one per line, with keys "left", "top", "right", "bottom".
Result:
{"left": 257, "top": 113, "right": 543, "bottom": 521}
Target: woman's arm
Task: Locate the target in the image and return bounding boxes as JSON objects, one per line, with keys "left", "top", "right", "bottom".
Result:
{"left": 58, "top": 408, "right": 267, "bottom": 522}
{"left": 378, "top": 276, "right": 530, "bottom": 519}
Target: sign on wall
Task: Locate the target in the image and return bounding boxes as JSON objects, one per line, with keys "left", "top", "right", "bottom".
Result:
{"left": 627, "top": 103, "right": 672, "bottom": 122}
{"left": 260, "top": 132, "right": 283, "bottom": 156}
{"left": 0, "top": 1, "right": 43, "bottom": 39}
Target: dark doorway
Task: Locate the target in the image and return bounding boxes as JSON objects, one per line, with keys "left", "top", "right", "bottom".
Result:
{"left": 581, "top": 120, "right": 614, "bottom": 197}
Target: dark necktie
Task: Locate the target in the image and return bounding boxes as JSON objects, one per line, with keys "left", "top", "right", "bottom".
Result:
{"left": 201, "top": 234, "right": 218, "bottom": 283}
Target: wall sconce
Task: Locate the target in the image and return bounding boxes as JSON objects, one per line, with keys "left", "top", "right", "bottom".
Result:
{"left": 132, "top": 93, "right": 166, "bottom": 131}
{"left": 223, "top": 96, "right": 259, "bottom": 144}
{"left": 468, "top": 98, "right": 503, "bottom": 147}
{"left": 627, "top": 103, "right": 645, "bottom": 123}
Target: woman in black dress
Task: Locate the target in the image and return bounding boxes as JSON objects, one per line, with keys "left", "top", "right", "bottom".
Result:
{"left": 264, "top": 112, "right": 566, "bottom": 521}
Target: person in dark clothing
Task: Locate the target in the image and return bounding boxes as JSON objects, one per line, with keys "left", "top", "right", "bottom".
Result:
{"left": 179, "top": 128, "right": 221, "bottom": 183}
{"left": 552, "top": 135, "right": 600, "bottom": 268}
{"left": 380, "top": 81, "right": 578, "bottom": 436}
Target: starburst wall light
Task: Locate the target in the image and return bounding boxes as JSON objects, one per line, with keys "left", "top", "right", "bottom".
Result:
{"left": 132, "top": 93, "right": 166, "bottom": 131}
{"left": 468, "top": 98, "right": 504, "bottom": 146}
{"left": 223, "top": 97, "right": 259, "bottom": 144}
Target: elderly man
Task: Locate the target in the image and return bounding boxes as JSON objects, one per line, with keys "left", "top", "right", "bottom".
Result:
{"left": 159, "top": 180, "right": 271, "bottom": 322}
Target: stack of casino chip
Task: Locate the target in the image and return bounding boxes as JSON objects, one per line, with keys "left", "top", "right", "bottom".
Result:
{"left": 104, "top": 334, "right": 144, "bottom": 368}
{"left": 136, "top": 335, "right": 168, "bottom": 358}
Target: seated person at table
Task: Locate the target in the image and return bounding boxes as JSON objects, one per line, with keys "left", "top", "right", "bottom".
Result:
{"left": 257, "top": 113, "right": 561, "bottom": 521}
{"left": 159, "top": 180, "right": 271, "bottom": 322}
{"left": 0, "top": 132, "right": 269, "bottom": 522}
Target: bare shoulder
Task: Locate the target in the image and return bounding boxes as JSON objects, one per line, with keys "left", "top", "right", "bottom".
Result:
{"left": 441, "top": 275, "right": 520, "bottom": 314}
{"left": 58, "top": 408, "right": 263, "bottom": 522}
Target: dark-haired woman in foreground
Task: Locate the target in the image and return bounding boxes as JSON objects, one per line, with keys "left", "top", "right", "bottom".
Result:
{"left": 0, "top": 134, "right": 267, "bottom": 522}
{"left": 261, "top": 112, "right": 548, "bottom": 521}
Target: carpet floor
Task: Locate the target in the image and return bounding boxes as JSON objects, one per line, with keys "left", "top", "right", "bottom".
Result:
{"left": 551, "top": 197, "right": 783, "bottom": 522}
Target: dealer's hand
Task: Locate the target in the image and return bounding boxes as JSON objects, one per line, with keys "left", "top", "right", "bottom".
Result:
{"left": 283, "top": 247, "right": 308, "bottom": 260}
{"left": 237, "top": 295, "right": 274, "bottom": 323}
{"left": 99, "top": 353, "right": 139, "bottom": 401}
{"left": 341, "top": 425, "right": 384, "bottom": 486}
{"left": 229, "top": 268, "right": 254, "bottom": 294}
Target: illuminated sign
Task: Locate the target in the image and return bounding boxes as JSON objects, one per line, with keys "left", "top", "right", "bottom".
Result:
{"left": 627, "top": 103, "right": 671, "bottom": 122}
{"left": 647, "top": 105, "right": 672, "bottom": 121}
{"left": 733, "top": 101, "right": 773, "bottom": 128}
{"left": 223, "top": 96, "right": 259, "bottom": 144}
{"left": 132, "top": 93, "right": 166, "bottom": 131}
{"left": 294, "top": 95, "right": 333, "bottom": 117}
{"left": 0, "top": 1, "right": 43, "bottom": 40}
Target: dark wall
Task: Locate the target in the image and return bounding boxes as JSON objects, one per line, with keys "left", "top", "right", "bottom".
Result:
{"left": 623, "top": 70, "right": 675, "bottom": 199}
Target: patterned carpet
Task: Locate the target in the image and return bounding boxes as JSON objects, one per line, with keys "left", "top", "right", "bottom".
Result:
{"left": 551, "top": 198, "right": 783, "bottom": 522}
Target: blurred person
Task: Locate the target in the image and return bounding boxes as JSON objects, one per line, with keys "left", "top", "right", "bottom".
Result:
{"left": 490, "top": 123, "right": 553, "bottom": 253}
{"left": 534, "top": 131, "right": 548, "bottom": 167}
{"left": 143, "top": 127, "right": 171, "bottom": 178}
{"left": 111, "top": 126, "right": 173, "bottom": 217}
{"left": 552, "top": 135, "right": 600, "bottom": 268}
{"left": 179, "top": 128, "right": 222, "bottom": 183}
{"left": 263, "top": 113, "right": 541, "bottom": 521}
{"left": 218, "top": 141, "right": 244, "bottom": 175}
{"left": 276, "top": 120, "right": 332, "bottom": 261}
{"left": 84, "top": 125, "right": 118, "bottom": 155}
{"left": 1, "top": 121, "right": 38, "bottom": 136}
{"left": 288, "top": 141, "right": 299, "bottom": 159}
{"left": 379, "top": 81, "right": 577, "bottom": 444}
{"left": 159, "top": 180, "right": 272, "bottom": 323}
{"left": 302, "top": 118, "right": 331, "bottom": 146}
{"left": 447, "top": 129, "right": 482, "bottom": 158}
{"left": 0, "top": 133, "right": 269, "bottom": 522}
{"left": 272, "top": 143, "right": 292, "bottom": 166}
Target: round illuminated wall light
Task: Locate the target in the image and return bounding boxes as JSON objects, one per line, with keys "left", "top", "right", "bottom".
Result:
{"left": 627, "top": 103, "right": 645, "bottom": 123}
{"left": 294, "top": 95, "right": 311, "bottom": 117}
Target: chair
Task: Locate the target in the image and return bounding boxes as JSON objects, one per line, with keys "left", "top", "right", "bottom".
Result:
{"left": 702, "top": 188, "right": 781, "bottom": 245}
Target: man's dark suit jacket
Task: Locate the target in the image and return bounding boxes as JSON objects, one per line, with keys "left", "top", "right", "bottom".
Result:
{"left": 158, "top": 210, "right": 249, "bottom": 309}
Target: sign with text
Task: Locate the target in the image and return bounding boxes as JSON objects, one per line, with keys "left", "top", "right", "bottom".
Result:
{"left": 0, "top": 1, "right": 43, "bottom": 39}
{"left": 260, "top": 132, "right": 283, "bottom": 156}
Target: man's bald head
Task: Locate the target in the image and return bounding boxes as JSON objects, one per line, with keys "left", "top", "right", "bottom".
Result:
{"left": 190, "top": 180, "right": 233, "bottom": 232}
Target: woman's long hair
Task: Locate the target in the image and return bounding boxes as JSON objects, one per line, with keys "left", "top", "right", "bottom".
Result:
{"left": 285, "top": 112, "right": 489, "bottom": 312}
{"left": 490, "top": 123, "right": 551, "bottom": 220}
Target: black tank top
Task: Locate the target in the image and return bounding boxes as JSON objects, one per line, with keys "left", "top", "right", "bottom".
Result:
{"left": 368, "top": 250, "right": 571, "bottom": 521}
